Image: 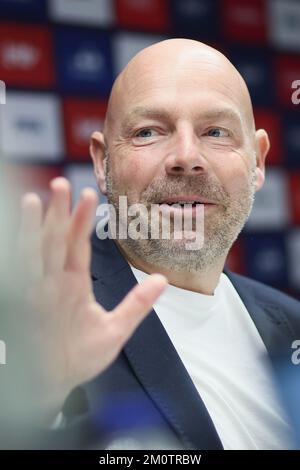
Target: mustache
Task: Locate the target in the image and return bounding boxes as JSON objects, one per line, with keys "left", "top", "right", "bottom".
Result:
{"left": 140, "top": 175, "right": 229, "bottom": 205}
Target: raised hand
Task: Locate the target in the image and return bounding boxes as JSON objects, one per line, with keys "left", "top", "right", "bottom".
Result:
{"left": 17, "top": 177, "right": 167, "bottom": 425}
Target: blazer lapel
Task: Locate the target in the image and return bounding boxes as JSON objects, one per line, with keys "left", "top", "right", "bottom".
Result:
{"left": 225, "top": 270, "right": 295, "bottom": 357}
{"left": 91, "top": 235, "right": 223, "bottom": 450}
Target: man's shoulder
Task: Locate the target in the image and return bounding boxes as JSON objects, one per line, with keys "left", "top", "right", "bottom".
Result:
{"left": 226, "top": 269, "right": 300, "bottom": 315}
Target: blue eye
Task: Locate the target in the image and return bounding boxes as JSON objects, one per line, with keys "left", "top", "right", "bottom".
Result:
{"left": 207, "top": 128, "right": 229, "bottom": 137}
{"left": 136, "top": 128, "right": 156, "bottom": 138}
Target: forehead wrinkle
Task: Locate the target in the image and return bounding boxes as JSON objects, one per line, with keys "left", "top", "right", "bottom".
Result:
{"left": 120, "top": 105, "right": 244, "bottom": 134}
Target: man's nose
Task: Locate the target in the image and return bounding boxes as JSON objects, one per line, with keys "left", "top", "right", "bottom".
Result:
{"left": 164, "top": 128, "right": 209, "bottom": 176}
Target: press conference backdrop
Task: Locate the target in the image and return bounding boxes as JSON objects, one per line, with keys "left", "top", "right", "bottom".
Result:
{"left": 0, "top": 0, "right": 299, "bottom": 299}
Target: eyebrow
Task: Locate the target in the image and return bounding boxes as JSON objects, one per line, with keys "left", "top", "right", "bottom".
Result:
{"left": 121, "top": 106, "right": 242, "bottom": 134}
{"left": 121, "top": 107, "right": 170, "bottom": 134}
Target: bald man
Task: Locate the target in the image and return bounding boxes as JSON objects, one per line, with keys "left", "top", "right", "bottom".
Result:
{"left": 19, "top": 39, "right": 300, "bottom": 450}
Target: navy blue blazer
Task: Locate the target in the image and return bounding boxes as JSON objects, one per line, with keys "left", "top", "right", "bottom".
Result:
{"left": 61, "top": 233, "right": 300, "bottom": 450}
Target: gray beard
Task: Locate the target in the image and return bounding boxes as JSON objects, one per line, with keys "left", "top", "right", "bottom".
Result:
{"left": 105, "top": 165, "right": 256, "bottom": 273}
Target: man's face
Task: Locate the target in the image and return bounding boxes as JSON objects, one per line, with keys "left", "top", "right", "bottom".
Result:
{"left": 102, "top": 54, "right": 260, "bottom": 272}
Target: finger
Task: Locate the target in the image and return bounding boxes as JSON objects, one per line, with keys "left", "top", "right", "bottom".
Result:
{"left": 18, "top": 193, "right": 43, "bottom": 282}
{"left": 42, "top": 178, "right": 71, "bottom": 275}
{"left": 111, "top": 274, "right": 168, "bottom": 342}
{"left": 65, "top": 188, "right": 98, "bottom": 272}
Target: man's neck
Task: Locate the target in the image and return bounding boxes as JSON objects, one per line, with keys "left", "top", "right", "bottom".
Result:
{"left": 115, "top": 241, "right": 227, "bottom": 296}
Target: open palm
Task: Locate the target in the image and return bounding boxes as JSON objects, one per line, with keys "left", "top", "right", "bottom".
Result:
{"left": 18, "top": 178, "right": 167, "bottom": 424}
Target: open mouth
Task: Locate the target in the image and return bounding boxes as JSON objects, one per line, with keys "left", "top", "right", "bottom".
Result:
{"left": 157, "top": 196, "right": 216, "bottom": 209}
{"left": 155, "top": 197, "right": 217, "bottom": 217}
{"left": 161, "top": 201, "right": 205, "bottom": 208}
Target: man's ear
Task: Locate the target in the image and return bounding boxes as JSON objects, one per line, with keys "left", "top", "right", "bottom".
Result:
{"left": 90, "top": 131, "right": 107, "bottom": 195}
{"left": 254, "top": 129, "right": 270, "bottom": 192}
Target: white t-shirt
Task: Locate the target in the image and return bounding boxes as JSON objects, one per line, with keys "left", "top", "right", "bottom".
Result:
{"left": 131, "top": 267, "right": 293, "bottom": 450}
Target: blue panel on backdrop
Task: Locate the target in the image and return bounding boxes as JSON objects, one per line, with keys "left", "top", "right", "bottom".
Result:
{"left": 244, "top": 232, "right": 288, "bottom": 288}
{"left": 228, "top": 48, "right": 274, "bottom": 106}
{"left": 170, "top": 0, "right": 220, "bottom": 39}
{"left": 0, "top": 0, "right": 47, "bottom": 20}
{"left": 54, "top": 28, "right": 113, "bottom": 96}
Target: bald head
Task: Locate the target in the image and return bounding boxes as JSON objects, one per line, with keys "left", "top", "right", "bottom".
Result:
{"left": 90, "top": 38, "right": 269, "bottom": 285}
{"left": 104, "top": 38, "right": 255, "bottom": 139}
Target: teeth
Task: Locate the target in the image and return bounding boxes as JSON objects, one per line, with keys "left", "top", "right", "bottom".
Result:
{"left": 160, "top": 201, "right": 203, "bottom": 205}
{"left": 174, "top": 201, "right": 200, "bottom": 205}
